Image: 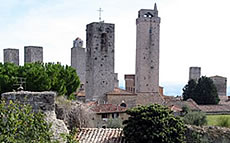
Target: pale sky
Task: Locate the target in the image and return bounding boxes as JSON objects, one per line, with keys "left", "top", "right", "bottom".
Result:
{"left": 1, "top": 0, "right": 230, "bottom": 96}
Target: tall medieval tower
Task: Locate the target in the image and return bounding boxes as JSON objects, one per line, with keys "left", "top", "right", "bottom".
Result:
{"left": 85, "top": 22, "right": 115, "bottom": 102}
{"left": 135, "top": 3, "right": 160, "bottom": 93}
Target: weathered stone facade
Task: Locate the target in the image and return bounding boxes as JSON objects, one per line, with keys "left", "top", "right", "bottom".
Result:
{"left": 124, "top": 74, "right": 135, "bottom": 93}
{"left": 71, "top": 38, "right": 86, "bottom": 84}
{"left": 3, "top": 48, "right": 19, "bottom": 65}
{"left": 189, "top": 67, "right": 201, "bottom": 81}
{"left": 24, "top": 46, "right": 43, "bottom": 63}
{"left": 135, "top": 4, "right": 160, "bottom": 93}
{"left": 85, "top": 22, "right": 115, "bottom": 102}
{"left": 210, "top": 75, "right": 227, "bottom": 97}
{"left": 1, "top": 91, "right": 69, "bottom": 142}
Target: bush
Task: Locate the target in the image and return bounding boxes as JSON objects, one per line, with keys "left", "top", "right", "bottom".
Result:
{"left": 0, "top": 100, "right": 54, "bottom": 143}
{"left": 217, "top": 117, "right": 230, "bottom": 128}
{"left": 107, "top": 118, "right": 123, "bottom": 128}
{"left": 123, "top": 104, "right": 185, "bottom": 143}
{"left": 183, "top": 111, "right": 207, "bottom": 126}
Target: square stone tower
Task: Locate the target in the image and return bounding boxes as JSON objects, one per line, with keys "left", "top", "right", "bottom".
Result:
{"left": 85, "top": 22, "right": 115, "bottom": 102}
{"left": 189, "top": 67, "right": 201, "bottom": 82}
{"left": 135, "top": 3, "right": 160, "bottom": 93}
{"left": 3, "top": 48, "right": 19, "bottom": 65}
{"left": 24, "top": 46, "right": 43, "bottom": 63}
{"left": 71, "top": 37, "right": 86, "bottom": 85}
{"left": 210, "top": 75, "right": 227, "bottom": 96}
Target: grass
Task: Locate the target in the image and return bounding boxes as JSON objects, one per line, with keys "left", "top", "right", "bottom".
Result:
{"left": 207, "top": 115, "right": 230, "bottom": 127}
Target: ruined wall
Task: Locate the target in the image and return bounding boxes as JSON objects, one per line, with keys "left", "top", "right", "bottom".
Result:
{"left": 135, "top": 5, "right": 160, "bottom": 93}
{"left": 85, "top": 22, "right": 115, "bottom": 102}
{"left": 71, "top": 38, "right": 86, "bottom": 84}
{"left": 189, "top": 67, "right": 201, "bottom": 81}
{"left": 210, "top": 76, "right": 227, "bottom": 96}
{"left": 3, "top": 48, "right": 19, "bottom": 65}
{"left": 24, "top": 46, "right": 43, "bottom": 63}
{"left": 186, "top": 125, "right": 230, "bottom": 143}
{"left": 1, "top": 91, "right": 68, "bottom": 142}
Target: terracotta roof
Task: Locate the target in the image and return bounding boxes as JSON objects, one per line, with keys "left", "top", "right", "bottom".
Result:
{"left": 90, "top": 104, "right": 127, "bottom": 113}
{"left": 77, "top": 128, "right": 125, "bottom": 143}
{"left": 164, "top": 98, "right": 201, "bottom": 111}
{"left": 106, "top": 87, "right": 136, "bottom": 95}
{"left": 219, "top": 96, "right": 230, "bottom": 105}
{"left": 169, "top": 105, "right": 182, "bottom": 112}
{"left": 198, "top": 104, "right": 230, "bottom": 113}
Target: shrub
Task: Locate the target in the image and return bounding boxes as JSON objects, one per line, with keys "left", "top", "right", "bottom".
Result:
{"left": 183, "top": 111, "right": 207, "bottom": 126}
{"left": 217, "top": 117, "right": 230, "bottom": 128}
{"left": 107, "top": 118, "right": 123, "bottom": 128}
{"left": 0, "top": 100, "right": 54, "bottom": 143}
{"left": 123, "top": 104, "right": 185, "bottom": 143}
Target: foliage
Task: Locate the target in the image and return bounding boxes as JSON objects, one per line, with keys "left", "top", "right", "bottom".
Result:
{"left": 0, "top": 62, "right": 80, "bottom": 97}
{"left": 107, "top": 118, "right": 123, "bottom": 128}
{"left": 0, "top": 100, "right": 54, "bottom": 143}
{"left": 217, "top": 116, "right": 230, "bottom": 128}
{"left": 123, "top": 104, "right": 185, "bottom": 143}
{"left": 61, "top": 128, "right": 79, "bottom": 143}
{"left": 182, "top": 76, "right": 219, "bottom": 105}
{"left": 183, "top": 111, "right": 207, "bottom": 126}
{"left": 181, "top": 105, "right": 191, "bottom": 115}
{"left": 207, "top": 115, "right": 230, "bottom": 127}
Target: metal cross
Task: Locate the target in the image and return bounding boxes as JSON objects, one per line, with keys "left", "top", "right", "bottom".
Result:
{"left": 97, "top": 8, "right": 103, "bottom": 22}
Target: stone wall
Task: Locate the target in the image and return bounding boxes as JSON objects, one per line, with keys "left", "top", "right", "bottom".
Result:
{"left": 3, "top": 48, "right": 19, "bottom": 65}
{"left": 24, "top": 46, "right": 43, "bottom": 63}
{"left": 106, "top": 95, "right": 137, "bottom": 108}
{"left": 189, "top": 67, "right": 201, "bottom": 82}
{"left": 186, "top": 125, "right": 230, "bottom": 143}
{"left": 1, "top": 91, "right": 68, "bottom": 142}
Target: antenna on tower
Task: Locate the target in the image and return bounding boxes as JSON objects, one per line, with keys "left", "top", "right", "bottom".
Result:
{"left": 97, "top": 8, "right": 103, "bottom": 22}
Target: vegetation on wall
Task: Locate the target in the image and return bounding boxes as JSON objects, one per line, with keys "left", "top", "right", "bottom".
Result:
{"left": 123, "top": 104, "right": 185, "bottom": 143}
{"left": 183, "top": 76, "right": 219, "bottom": 105}
{"left": 0, "top": 62, "right": 80, "bottom": 97}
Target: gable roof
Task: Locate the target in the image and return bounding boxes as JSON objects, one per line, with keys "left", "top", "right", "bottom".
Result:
{"left": 198, "top": 104, "right": 230, "bottom": 114}
{"left": 164, "top": 98, "right": 201, "bottom": 111}
{"left": 77, "top": 128, "right": 125, "bottom": 143}
{"left": 106, "top": 87, "right": 136, "bottom": 96}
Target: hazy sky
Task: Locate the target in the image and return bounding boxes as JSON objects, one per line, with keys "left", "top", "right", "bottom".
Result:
{"left": 1, "top": 0, "right": 230, "bottom": 96}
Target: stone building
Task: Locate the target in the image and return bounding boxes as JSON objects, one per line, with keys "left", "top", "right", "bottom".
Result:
{"left": 3, "top": 48, "right": 19, "bottom": 65}
{"left": 135, "top": 3, "right": 160, "bottom": 93}
{"left": 71, "top": 37, "right": 86, "bottom": 85}
{"left": 24, "top": 46, "right": 43, "bottom": 63}
{"left": 189, "top": 67, "right": 201, "bottom": 81}
{"left": 124, "top": 74, "right": 135, "bottom": 93}
{"left": 210, "top": 75, "right": 227, "bottom": 97}
{"left": 85, "top": 22, "right": 115, "bottom": 102}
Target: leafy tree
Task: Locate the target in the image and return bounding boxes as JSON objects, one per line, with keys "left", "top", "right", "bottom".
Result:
{"left": 0, "top": 62, "right": 80, "bottom": 97}
{"left": 0, "top": 100, "right": 54, "bottom": 143}
{"left": 195, "top": 76, "right": 219, "bottom": 105}
{"left": 107, "top": 118, "right": 123, "bottom": 128}
{"left": 123, "top": 104, "right": 185, "bottom": 143}
{"left": 182, "top": 79, "right": 197, "bottom": 101}
{"left": 182, "top": 76, "right": 219, "bottom": 105}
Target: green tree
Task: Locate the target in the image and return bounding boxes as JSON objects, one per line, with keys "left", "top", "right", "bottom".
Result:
{"left": 123, "top": 104, "right": 185, "bottom": 143}
{"left": 0, "top": 62, "right": 80, "bottom": 97}
{"left": 182, "top": 79, "right": 197, "bottom": 101}
{"left": 0, "top": 100, "right": 54, "bottom": 143}
{"left": 182, "top": 76, "right": 219, "bottom": 105}
{"left": 195, "top": 76, "right": 219, "bottom": 105}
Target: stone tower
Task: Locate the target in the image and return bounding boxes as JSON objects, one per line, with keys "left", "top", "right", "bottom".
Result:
{"left": 210, "top": 75, "right": 227, "bottom": 96}
{"left": 24, "top": 46, "right": 43, "bottom": 63}
{"left": 3, "top": 48, "right": 19, "bottom": 65}
{"left": 85, "top": 22, "right": 115, "bottom": 102}
{"left": 135, "top": 3, "right": 160, "bottom": 93}
{"left": 189, "top": 67, "right": 201, "bottom": 81}
{"left": 71, "top": 37, "right": 86, "bottom": 85}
